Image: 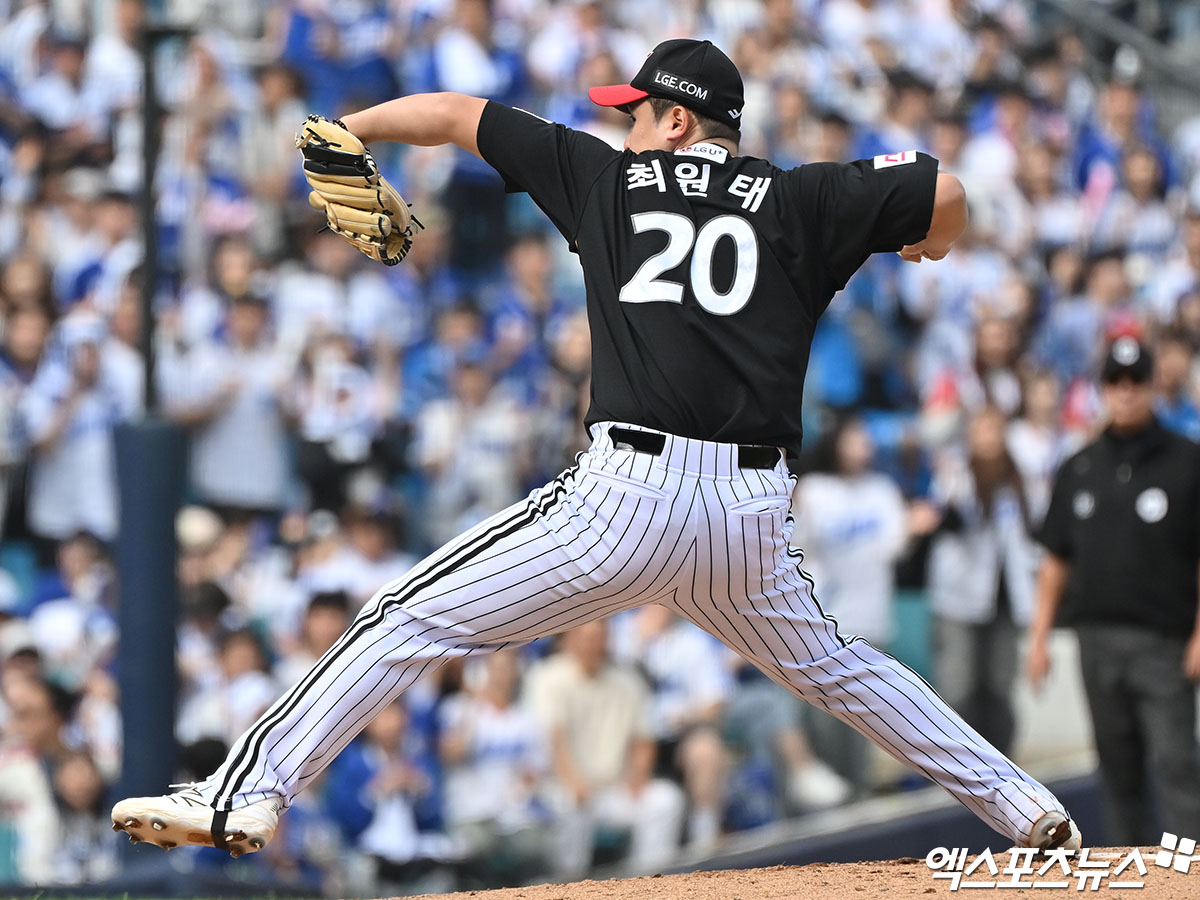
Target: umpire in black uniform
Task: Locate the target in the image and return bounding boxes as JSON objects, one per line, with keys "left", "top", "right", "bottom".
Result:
{"left": 1027, "top": 335, "right": 1200, "bottom": 844}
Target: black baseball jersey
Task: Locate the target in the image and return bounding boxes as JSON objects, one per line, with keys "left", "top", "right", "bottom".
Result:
{"left": 476, "top": 101, "right": 938, "bottom": 456}
{"left": 1037, "top": 419, "right": 1200, "bottom": 635}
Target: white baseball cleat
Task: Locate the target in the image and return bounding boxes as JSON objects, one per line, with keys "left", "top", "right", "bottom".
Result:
{"left": 1027, "top": 811, "right": 1082, "bottom": 853}
{"left": 111, "top": 786, "right": 282, "bottom": 858}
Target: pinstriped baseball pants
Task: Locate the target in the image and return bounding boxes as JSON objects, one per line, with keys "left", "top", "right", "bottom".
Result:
{"left": 197, "top": 422, "right": 1062, "bottom": 844}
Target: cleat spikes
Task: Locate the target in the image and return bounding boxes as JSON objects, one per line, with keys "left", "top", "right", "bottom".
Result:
{"left": 111, "top": 788, "right": 279, "bottom": 856}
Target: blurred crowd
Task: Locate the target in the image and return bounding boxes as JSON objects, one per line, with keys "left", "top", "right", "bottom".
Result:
{"left": 1, "top": 0, "right": 1200, "bottom": 892}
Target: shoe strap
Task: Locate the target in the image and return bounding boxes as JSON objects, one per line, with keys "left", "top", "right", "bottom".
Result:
{"left": 211, "top": 808, "right": 230, "bottom": 850}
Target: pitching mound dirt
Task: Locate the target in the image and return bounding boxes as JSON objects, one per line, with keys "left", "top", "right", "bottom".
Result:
{"left": 402, "top": 848, "right": 1196, "bottom": 900}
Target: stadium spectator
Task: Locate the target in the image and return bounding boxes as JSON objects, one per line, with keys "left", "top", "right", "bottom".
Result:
{"left": 51, "top": 749, "right": 118, "bottom": 883}
{"left": 19, "top": 33, "right": 105, "bottom": 153}
{"left": 1074, "top": 76, "right": 1174, "bottom": 202}
{"left": 0, "top": 674, "right": 60, "bottom": 884}
{"left": 18, "top": 310, "right": 142, "bottom": 554}
{"left": 929, "top": 405, "right": 1036, "bottom": 756}
{"left": 338, "top": 506, "right": 416, "bottom": 608}
{"left": 793, "top": 417, "right": 910, "bottom": 650}
{"left": 411, "top": 357, "right": 533, "bottom": 547}
{"left": 1, "top": 674, "right": 74, "bottom": 771}
{"left": 438, "top": 650, "right": 550, "bottom": 886}
{"left": 1007, "top": 370, "right": 1083, "bottom": 527}
{"left": 1092, "top": 144, "right": 1177, "bottom": 266}
{"left": 429, "top": 0, "right": 527, "bottom": 276}
{"left": 160, "top": 293, "right": 291, "bottom": 519}
{"left": 25, "top": 532, "right": 117, "bottom": 691}
{"left": 0, "top": 303, "right": 50, "bottom": 538}
{"left": 242, "top": 62, "right": 308, "bottom": 257}
{"left": 855, "top": 70, "right": 934, "bottom": 160}
{"left": 292, "top": 331, "right": 385, "bottom": 513}
{"left": 1154, "top": 328, "right": 1200, "bottom": 440}
{"left": 1034, "top": 250, "right": 1137, "bottom": 383}
{"left": 721, "top": 657, "right": 853, "bottom": 813}
{"left": 1150, "top": 207, "right": 1200, "bottom": 324}
{"left": 177, "top": 627, "right": 278, "bottom": 749}
{"left": 485, "top": 231, "right": 581, "bottom": 405}
{"left": 1014, "top": 139, "right": 1087, "bottom": 253}
{"left": 273, "top": 590, "right": 351, "bottom": 688}
{"left": 610, "top": 605, "right": 730, "bottom": 851}
{"left": 961, "top": 80, "right": 1033, "bottom": 191}
{"left": 323, "top": 698, "right": 451, "bottom": 894}
{"left": 525, "top": 621, "right": 685, "bottom": 877}
{"left": 177, "top": 579, "right": 234, "bottom": 697}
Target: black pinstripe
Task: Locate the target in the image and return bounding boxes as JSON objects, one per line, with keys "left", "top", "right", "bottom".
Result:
{"left": 211, "top": 467, "right": 577, "bottom": 808}
{"left": 269, "top": 484, "right": 647, "bottom": 787}
{"left": 194, "top": 425, "right": 1062, "bottom": 846}
{"left": 261, "top": 474, "right": 624, "bottom": 793}
{"left": 658, "top": 453, "right": 1052, "bottom": 839}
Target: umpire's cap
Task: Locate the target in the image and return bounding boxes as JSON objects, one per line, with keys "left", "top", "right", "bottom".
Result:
{"left": 588, "top": 39, "right": 744, "bottom": 131}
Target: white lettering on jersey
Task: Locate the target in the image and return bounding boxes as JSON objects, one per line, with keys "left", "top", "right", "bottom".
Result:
{"left": 675, "top": 143, "right": 729, "bottom": 164}
{"left": 673, "top": 162, "right": 711, "bottom": 197}
{"left": 626, "top": 159, "right": 667, "bottom": 192}
{"left": 619, "top": 212, "right": 758, "bottom": 315}
{"left": 873, "top": 150, "right": 918, "bottom": 169}
{"left": 728, "top": 174, "right": 771, "bottom": 213}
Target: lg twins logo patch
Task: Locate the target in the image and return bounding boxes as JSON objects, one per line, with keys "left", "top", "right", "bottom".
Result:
{"left": 874, "top": 150, "right": 917, "bottom": 168}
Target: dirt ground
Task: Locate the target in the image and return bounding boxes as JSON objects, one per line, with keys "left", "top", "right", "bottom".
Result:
{"left": 403, "top": 848, "right": 1198, "bottom": 900}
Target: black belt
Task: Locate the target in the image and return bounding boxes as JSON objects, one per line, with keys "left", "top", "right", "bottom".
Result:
{"left": 609, "top": 427, "right": 781, "bottom": 470}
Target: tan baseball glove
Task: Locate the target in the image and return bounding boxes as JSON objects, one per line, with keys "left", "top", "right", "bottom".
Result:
{"left": 295, "top": 115, "right": 422, "bottom": 266}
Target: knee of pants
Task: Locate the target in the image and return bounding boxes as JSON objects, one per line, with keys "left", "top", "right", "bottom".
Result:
{"left": 356, "top": 598, "right": 501, "bottom": 656}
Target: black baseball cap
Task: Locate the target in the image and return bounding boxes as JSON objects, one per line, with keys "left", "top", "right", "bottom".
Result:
{"left": 1101, "top": 335, "right": 1154, "bottom": 383}
{"left": 588, "top": 39, "right": 745, "bottom": 131}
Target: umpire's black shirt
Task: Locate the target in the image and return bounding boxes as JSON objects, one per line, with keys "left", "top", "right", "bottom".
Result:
{"left": 475, "top": 102, "right": 938, "bottom": 457}
{"left": 1038, "top": 418, "right": 1200, "bottom": 635}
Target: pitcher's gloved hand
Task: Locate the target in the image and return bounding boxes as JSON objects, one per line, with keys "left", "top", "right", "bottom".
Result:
{"left": 296, "top": 114, "right": 422, "bottom": 266}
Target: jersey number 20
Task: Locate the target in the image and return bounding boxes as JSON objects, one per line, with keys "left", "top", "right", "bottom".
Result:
{"left": 619, "top": 212, "right": 759, "bottom": 315}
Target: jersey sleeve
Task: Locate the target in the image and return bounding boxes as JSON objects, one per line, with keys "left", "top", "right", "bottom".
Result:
{"left": 1036, "top": 457, "right": 1076, "bottom": 560}
{"left": 790, "top": 151, "right": 939, "bottom": 292}
{"left": 476, "top": 101, "right": 621, "bottom": 244}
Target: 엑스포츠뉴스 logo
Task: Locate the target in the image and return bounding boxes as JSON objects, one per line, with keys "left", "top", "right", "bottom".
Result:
{"left": 1157, "top": 832, "right": 1198, "bottom": 873}
{"left": 925, "top": 832, "right": 1197, "bottom": 891}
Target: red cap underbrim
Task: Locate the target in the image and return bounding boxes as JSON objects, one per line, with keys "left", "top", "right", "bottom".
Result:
{"left": 588, "top": 83, "right": 651, "bottom": 109}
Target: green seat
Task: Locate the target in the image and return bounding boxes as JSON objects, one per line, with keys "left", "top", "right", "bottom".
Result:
{"left": 889, "top": 589, "right": 932, "bottom": 682}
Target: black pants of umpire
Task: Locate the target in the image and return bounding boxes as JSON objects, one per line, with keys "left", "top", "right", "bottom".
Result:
{"left": 1076, "top": 623, "right": 1200, "bottom": 845}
